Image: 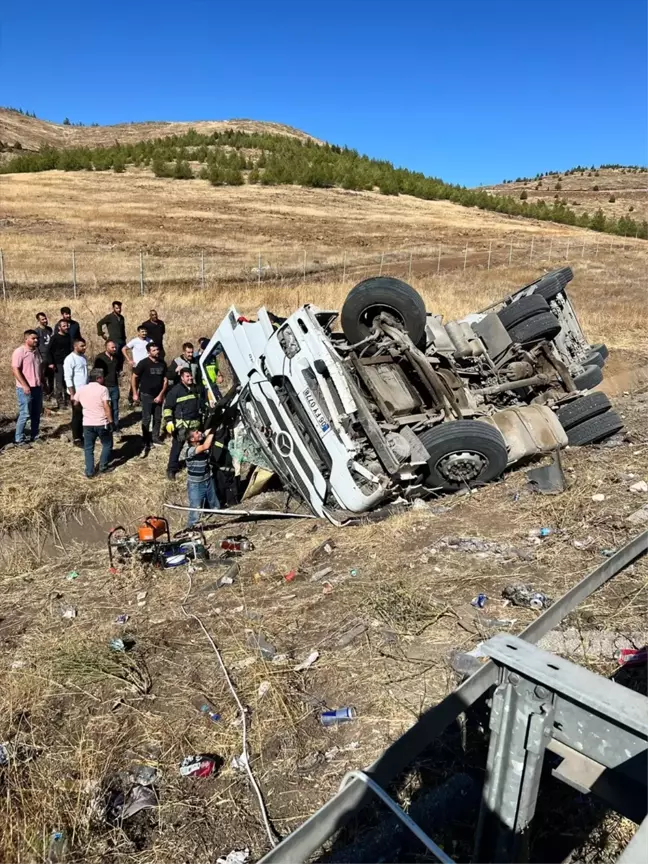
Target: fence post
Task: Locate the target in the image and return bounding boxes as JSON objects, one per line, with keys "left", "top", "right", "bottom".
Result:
{"left": 72, "top": 250, "right": 78, "bottom": 299}
{"left": 436, "top": 246, "right": 441, "bottom": 275}
{"left": 200, "top": 250, "right": 205, "bottom": 290}
{"left": 342, "top": 251, "right": 347, "bottom": 284}
{"left": 529, "top": 237, "right": 534, "bottom": 263}
{"left": 581, "top": 241, "right": 586, "bottom": 258}
{"left": 595, "top": 241, "right": 599, "bottom": 257}
{"left": 508, "top": 240, "right": 513, "bottom": 267}
{"left": 548, "top": 237, "right": 553, "bottom": 261}
{"left": 303, "top": 250, "right": 306, "bottom": 283}
{"left": 139, "top": 251, "right": 145, "bottom": 295}
{"left": 566, "top": 239, "right": 570, "bottom": 259}
{"left": 408, "top": 251, "right": 413, "bottom": 280}
{"left": 487, "top": 239, "right": 492, "bottom": 270}
{"left": 463, "top": 244, "right": 468, "bottom": 271}
{"left": 258, "top": 252, "right": 262, "bottom": 287}
{"left": 0, "top": 249, "right": 6, "bottom": 301}
{"left": 379, "top": 251, "right": 384, "bottom": 276}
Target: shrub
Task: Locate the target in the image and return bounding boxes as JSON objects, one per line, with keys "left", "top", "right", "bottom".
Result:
{"left": 520, "top": 190, "right": 528, "bottom": 200}
{"left": 173, "top": 159, "right": 193, "bottom": 180}
{"left": 592, "top": 185, "right": 599, "bottom": 191}
{"left": 247, "top": 168, "right": 260, "bottom": 184}
{"left": 555, "top": 182, "right": 562, "bottom": 190}
{"left": 13, "top": 141, "right": 22, "bottom": 150}
{"left": 609, "top": 195, "right": 616, "bottom": 203}
{"left": 113, "top": 156, "right": 126, "bottom": 173}
{"left": 629, "top": 205, "right": 634, "bottom": 212}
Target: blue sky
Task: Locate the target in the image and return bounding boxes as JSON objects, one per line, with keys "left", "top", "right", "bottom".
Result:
{"left": 1, "top": 0, "right": 646, "bottom": 185}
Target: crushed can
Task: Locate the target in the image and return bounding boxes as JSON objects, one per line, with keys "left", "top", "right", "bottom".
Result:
{"left": 179, "top": 754, "right": 218, "bottom": 778}
{"left": 529, "top": 592, "right": 551, "bottom": 610}
{"left": 220, "top": 536, "right": 254, "bottom": 554}
{"left": 471, "top": 593, "right": 488, "bottom": 609}
{"left": 319, "top": 707, "right": 356, "bottom": 727}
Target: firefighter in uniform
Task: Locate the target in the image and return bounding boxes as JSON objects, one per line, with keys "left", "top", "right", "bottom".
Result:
{"left": 197, "top": 337, "right": 223, "bottom": 406}
{"left": 163, "top": 367, "right": 203, "bottom": 480}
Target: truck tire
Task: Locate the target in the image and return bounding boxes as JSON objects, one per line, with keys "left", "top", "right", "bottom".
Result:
{"left": 590, "top": 342, "right": 609, "bottom": 360}
{"left": 584, "top": 350, "right": 605, "bottom": 368}
{"left": 566, "top": 410, "right": 623, "bottom": 446}
{"left": 498, "top": 295, "right": 550, "bottom": 329}
{"left": 546, "top": 266, "right": 574, "bottom": 289}
{"left": 573, "top": 364, "right": 603, "bottom": 390}
{"left": 534, "top": 274, "right": 564, "bottom": 302}
{"left": 418, "top": 421, "right": 508, "bottom": 491}
{"left": 341, "top": 277, "right": 427, "bottom": 345}
{"left": 556, "top": 392, "right": 611, "bottom": 430}
{"left": 507, "top": 311, "right": 561, "bottom": 344}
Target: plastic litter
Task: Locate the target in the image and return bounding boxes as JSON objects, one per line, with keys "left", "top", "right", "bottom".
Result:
{"left": 294, "top": 651, "right": 319, "bottom": 672}
{"left": 220, "top": 536, "right": 254, "bottom": 554}
{"left": 217, "top": 850, "right": 250, "bottom": 864}
{"left": 193, "top": 696, "right": 221, "bottom": 723}
{"left": 471, "top": 593, "right": 487, "bottom": 609}
{"left": 285, "top": 569, "right": 297, "bottom": 582}
{"left": 115, "top": 784, "right": 158, "bottom": 819}
{"left": 482, "top": 617, "right": 517, "bottom": 628}
{"left": 47, "top": 830, "right": 66, "bottom": 863}
{"left": 618, "top": 647, "right": 647, "bottom": 666}
{"left": 231, "top": 752, "right": 249, "bottom": 771}
{"left": 526, "top": 451, "right": 565, "bottom": 495}
{"left": 60, "top": 605, "right": 77, "bottom": 619}
{"left": 311, "top": 566, "right": 333, "bottom": 582}
{"left": 530, "top": 527, "right": 553, "bottom": 538}
{"left": 131, "top": 764, "right": 158, "bottom": 786}
{"left": 115, "top": 614, "right": 129, "bottom": 625}
{"left": 246, "top": 631, "right": 276, "bottom": 660}
{"left": 258, "top": 681, "right": 271, "bottom": 698}
{"left": 601, "top": 548, "right": 616, "bottom": 557}
{"left": 322, "top": 581, "right": 334, "bottom": 595}
{"left": 65, "top": 570, "right": 79, "bottom": 581}
{"left": 630, "top": 480, "right": 648, "bottom": 493}
{"left": 320, "top": 707, "right": 356, "bottom": 726}
{"left": 450, "top": 643, "right": 488, "bottom": 675}
{"left": 591, "top": 493, "right": 606, "bottom": 502}
{"left": 572, "top": 537, "right": 595, "bottom": 550}
{"left": 502, "top": 584, "right": 553, "bottom": 610}
{"left": 180, "top": 754, "right": 219, "bottom": 778}
{"left": 349, "top": 568, "right": 358, "bottom": 577}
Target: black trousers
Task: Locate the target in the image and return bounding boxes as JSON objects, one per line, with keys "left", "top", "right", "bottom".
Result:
{"left": 140, "top": 393, "right": 162, "bottom": 446}
{"left": 53, "top": 365, "right": 68, "bottom": 406}
{"left": 167, "top": 427, "right": 189, "bottom": 474}
{"left": 71, "top": 401, "right": 83, "bottom": 442}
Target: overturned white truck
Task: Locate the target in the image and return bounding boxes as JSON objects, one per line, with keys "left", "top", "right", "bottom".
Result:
{"left": 200, "top": 267, "right": 621, "bottom": 521}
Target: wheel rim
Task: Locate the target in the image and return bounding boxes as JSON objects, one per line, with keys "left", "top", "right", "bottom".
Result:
{"left": 436, "top": 450, "right": 487, "bottom": 483}
{"left": 358, "top": 303, "right": 405, "bottom": 333}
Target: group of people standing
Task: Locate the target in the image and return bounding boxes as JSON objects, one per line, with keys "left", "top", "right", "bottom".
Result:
{"left": 11, "top": 300, "right": 231, "bottom": 525}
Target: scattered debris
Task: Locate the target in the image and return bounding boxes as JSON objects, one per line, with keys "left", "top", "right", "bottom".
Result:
{"left": 482, "top": 617, "right": 517, "bottom": 629}
{"left": 441, "top": 536, "right": 531, "bottom": 558}
{"left": 109, "top": 637, "right": 135, "bottom": 652}
{"left": 322, "top": 581, "right": 334, "bottom": 595}
{"left": 220, "top": 536, "right": 254, "bottom": 554}
{"left": 335, "top": 622, "right": 367, "bottom": 648}
{"left": 630, "top": 480, "right": 648, "bottom": 494}
{"left": 449, "top": 643, "right": 488, "bottom": 675}
{"left": 529, "top": 527, "right": 553, "bottom": 539}
{"left": 257, "top": 681, "right": 271, "bottom": 698}
{"left": 112, "top": 784, "right": 158, "bottom": 819}
{"left": 591, "top": 493, "right": 606, "bottom": 502}
{"left": 115, "top": 614, "right": 129, "bottom": 625}
{"left": 130, "top": 764, "right": 158, "bottom": 786}
{"left": 294, "top": 651, "right": 319, "bottom": 672}
{"left": 0, "top": 741, "right": 39, "bottom": 766}
{"left": 297, "top": 751, "right": 324, "bottom": 770}
{"left": 217, "top": 850, "right": 250, "bottom": 864}
{"left": 324, "top": 741, "right": 360, "bottom": 760}
{"left": 539, "top": 629, "right": 647, "bottom": 658}
{"left": 320, "top": 707, "right": 356, "bottom": 726}
{"left": 311, "top": 566, "right": 333, "bottom": 582}
{"left": 349, "top": 568, "right": 358, "bottom": 577}
{"left": 526, "top": 451, "right": 566, "bottom": 494}
{"left": 309, "top": 538, "right": 336, "bottom": 561}
{"left": 60, "top": 605, "right": 77, "bottom": 619}
{"left": 180, "top": 754, "right": 220, "bottom": 778}
{"left": 65, "top": 570, "right": 79, "bottom": 581}
{"left": 136, "top": 590, "right": 147, "bottom": 606}
{"left": 246, "top": 631, "right": 276, "bottom": 660}
{"left": 618, "top": 647, "right": 647, "bottom": 666}
{"left": 471, "top": 594, "right": 488, "bottom": 609}
{"left": 285, "top": 569, "right": 297, "bottom": 582}
{"left": 601, "top": 548, "right": 616, "bottom": 557}
{"left": 47, "top": 831, "right": 66, "bottom": 863}
{"left": 503, "top": 584, "right": 553, "bottom": 610}
{"left": 193, "top": 697, "right": 221, "bottom": 723}
{"left": 231, "top": 753, "right": 249, "bottom": 772}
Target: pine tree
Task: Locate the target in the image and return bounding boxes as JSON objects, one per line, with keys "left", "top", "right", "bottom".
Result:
{"left": 173, "top": 159, "right": 193, "bottom": 179}
{"left": 247, "top": 168, "right": 260, "bottom": 184}
{"left": 589, "top": 209, "right": 606, "bottom": 232}
{"left": 520, "top": 190, "right": 528, "bottom": 200}
{"left": 113, "top": 156, "right": 126, "bottom": 173}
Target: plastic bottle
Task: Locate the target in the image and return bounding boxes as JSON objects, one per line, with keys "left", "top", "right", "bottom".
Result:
{"left": 220, "top": 536, "right": 254, "bottom": 553}
{"left": 192, "top": 695, "right": 221, "bottom": 722}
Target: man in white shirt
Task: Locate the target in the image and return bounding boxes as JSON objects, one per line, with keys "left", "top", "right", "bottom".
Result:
{"left": 63, "top": 338, "right": 88, "bottom": 446}
{"left": 122, "top": 325, "right": 152, "bottom": 368}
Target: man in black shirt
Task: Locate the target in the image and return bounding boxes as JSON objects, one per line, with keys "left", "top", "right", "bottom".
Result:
{"left": 97, "top": 300, "right": 126, "bottom": 372}
{"left": 94, "top": 340, "right": 121, "bottom": 433}
{"left": 44, "top": 320, "right": 72, "bottom": 407}
{"left": 56, "top": 307, "right": 82, "bottom": 342}
{"left": 139, "top": 309, "right": 166, "bottom": 356}
{"left": 35, "top": 312, "right": 54, "bottom": 400}
{"left": 132, "top": 343, "right": 168, "bottom": 454}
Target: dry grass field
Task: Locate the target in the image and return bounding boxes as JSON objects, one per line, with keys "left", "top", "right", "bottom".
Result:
{"left": 0, "top": 145, "right": 646, "bottom": 861}
{"left": 483, "top": 167, "right": 648, "bottom": 222}
{"left": 0, "top": 107, "right": 318, "bottom": 152}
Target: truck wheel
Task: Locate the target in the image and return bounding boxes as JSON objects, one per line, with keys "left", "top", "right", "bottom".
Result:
{"left": 590, "top": 342, "right": 609, "bottom": 360}
{"left": 498, "top": 295, "right": 549, "bottom": 329}
{"left": 507, "top": 311, "right": 561, "bottom": 344}
{"left": 556, "top": 392, "right": 611, "bottom": 430}
{"left": 418, "top": 421, "right": 508, "bottom": 491}
{"left": 584, "top": 350, "right": 605, "bottom": 368}
{"left": 534, "top": 274, "right": 564, "bottom": 302}
{"left": 341, "top": 276, "right": 427, "bottom": 345}
{"left": 546, "top": 266, "right": 574, "bottom": 289}
{"left": 573, "top": 363, "right": 603, "bottom": 390}
{"left": 565, "top": 410, "right": 623, "bottom": 446}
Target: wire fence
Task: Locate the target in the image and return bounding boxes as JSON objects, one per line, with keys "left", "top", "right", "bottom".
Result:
{"left": 0, "top": 233, "right": 645, "bottom": 299}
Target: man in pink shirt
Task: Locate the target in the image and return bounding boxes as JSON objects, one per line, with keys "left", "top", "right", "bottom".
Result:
{"left": 73, "top": 368, "right": 114, "bottom": 478}
{"left": 11, "top": 329, "right": 43, "bottom": 446}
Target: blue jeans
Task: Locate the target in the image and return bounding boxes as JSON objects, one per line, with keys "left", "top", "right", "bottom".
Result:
{"left": 15, "top": 386, "right": 42, "bottom": 443}
{"left": 108, "top": 386, "right": 120, "bottom": 430}
{"left": 187, "top": 477, "right": 220, "bottom": 526}
{"left": 83, "top": 425, "right": 113, "bottom": 476}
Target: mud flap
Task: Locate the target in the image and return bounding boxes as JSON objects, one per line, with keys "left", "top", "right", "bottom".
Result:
{"left": 482, "top": 405, "right": 568, "bottom": 465}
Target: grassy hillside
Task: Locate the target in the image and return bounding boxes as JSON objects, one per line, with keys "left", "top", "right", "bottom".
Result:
{"left": 1, "top": 109, "right": 645, "bottom": 238}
